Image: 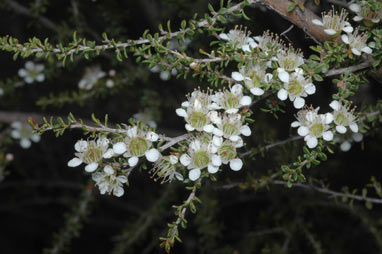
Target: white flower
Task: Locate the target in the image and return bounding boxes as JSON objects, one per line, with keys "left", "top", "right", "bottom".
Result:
{"left": 180, "top": 136, "right": 222, "bottom": 181}
{"left": 18, "top": 61, "right": 45, "bottom": 84}
{"left": 234, "top": 64, "right": 273, "bottom": 96}
{"left": 10, "top": 121, "right": 41, "bottom": 149}
{"left": 254, "top": 31, "right": 284, "bottom": 52}
{"left": 277, "top": 68, "right": 316, "bottom": 109}
{"left": 291, "top": 107, "right": 333, "bottom": 148}
{"left": 329, "top": 100, "right": 358, "bottom": 134}
{"left": 113, "top": 126, "right": 161, "bottom": 165}
{"left": 78, "top": 66, "right": 106, "bottom": 90}
{"left": 92, "top": 165, "right": 127, "bottom": 197}
{"left": 68, "top": 136, "right": 110, "bottom": 172}
{"left": 150, "top": 155, "right": 184, "bottom": 183}
{"left": 276, "top": 49, "right": 304, "bottom": 73}
{"left": 334, "top": 132, "right": 363, "bottom": 152}
{"left": 312, "top": 8, "right": 353, "bottom": 37}
{"left": 217, "top": 140, "right": 243, "bottom": 171}
{"left": 176, "top": 90, "right": 216, "bottom": 132}
{"left": 341, "top": 27, "right": 372, "bottom": 56}
{"left": 211, "top": 84, "right": 252, "bottom": 114}
{"left": 213, "top": 114, "right": 251, "bottom": 142}
{"left": 219, "top": 26, "right": 258, "bottom": 52}
{"left": 349, "top": 3, "right": 382, "bottom": 25}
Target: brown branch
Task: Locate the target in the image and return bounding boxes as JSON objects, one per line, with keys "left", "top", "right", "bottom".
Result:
{"left": 325, "top": 60, "right": 373, "bottom": 77}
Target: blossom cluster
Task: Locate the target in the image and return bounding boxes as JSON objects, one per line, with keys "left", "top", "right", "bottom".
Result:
{"left": 291, "top": 100, "right": 359, "bottom": 149}
{"left": 68, "top": 126, "right": 161, "bottom": 196}
{"left": 176, "top": 86, "right": 251, "bottom": 181}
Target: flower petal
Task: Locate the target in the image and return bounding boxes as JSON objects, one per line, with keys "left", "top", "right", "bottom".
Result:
{"left": 293, "top": 97, "right": 305, "bottom": 109}
{"left": 351, "top": 48, "right": 361, "bottom": 56}
{"left": 68, "top": 157, "right": 82, "bottom": 167}
{"left": 208, "top": 164, "right": 219, "bottom": 174}
{"left": 189, "top": 168, "right": 201, "bottom": 181}
{"left": 323, "top": 131, "right": 333, "bottom": 141}
{"left": 85, "top": 162, "right": 99, "bottom": 172}
{"left": 232, "top": 72, "right": 244, "bottom": 81}
{"left": 277, "top": 70, "right": 290, "bottom": 83}
{"left": 329, "top": 100, "right": 340, "bottom": 110}
{"left": 240, "top": 96, "right": 252, "bottom": 106}
{"left": 250, "top": 87, "right": 264, "bottom": 96}
{"left": 180, "top": 154, "right": 191, "bottom": 166}
{"left": 312, "top": 19, "right": 324, "bottom": 26}
{"left": 362, "top": 46, "right": 372, "bottom": 54}
{"left": 219, "top": 33, "right": 229, "bottom": 40}
{"left": 324, "top": 29, "right": 337, "bottom": 36}
{"left": 145, "top": 148, "right": 160, "bottom": 162}
{"left": 291, "top": 121, "right": 301, "bottom": 128}
{"left": 297, "top": 126, "right": 309, "bottom": 136}
{"left": 229, "top": 159, "right": 243, "bottom": 171}
{"left": 113, "top": 142, "right": 127, "bottom": 154}
{"left": 175, "top": 108, "right": 187, "bottom": 118}
{"left": 240, "top": 125, "right": 251, "bottom": 136}
{"left": 306, "top": 137, "right": 318, "bottom": 148}
{"left": 277, "top": 89, "right": 288, "bottom": 101}
{"left": 341, "top": 34, "right": 350, "bottom": 44}
{"left": 340, "top": 141, "right": 351, "bottom": 152}
{"left": 336, "top": 125, "right": 347, "bottom": 134}
{"left": 203, "top": 124, "right": 214, "bottom": 133}
{"left": 211, "top": 154, "right": 222, "bottom": 167}
{"left": 146, "top": 131, "right": 159, "bottom": 142}
{"left": 349, "top": 122, "right": 358, "bottom": 133}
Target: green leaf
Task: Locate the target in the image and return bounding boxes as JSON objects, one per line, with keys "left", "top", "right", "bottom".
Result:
{"left": 287, "top": 3, "right": 297, "bottom": 12}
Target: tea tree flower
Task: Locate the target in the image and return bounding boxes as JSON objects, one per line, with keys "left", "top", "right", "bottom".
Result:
{"left": 291, "top": 107, "right": 334, "bottom": 148}
{"left": 254, "top": 31, "right": 284, "bottom": 53}
{"left": 68, "top": 136, "right": 112, "bottom": 172}
{"left": 213, "top": 114, "right": 251, "bottom": 142}
{"left": 150, "top": 155, "right": 184, "bottom": 183}
{"left": 349, "top": 2, "right": 382, "bottom": 26}
{"left": 312, "top": 8, "right": 353, "bottom": 37}
{"left": 341, "top": 27, "right": 372, "bottom": 56}
{"left": 180, "top": 136, "right": 222, "bottom": 181}
{"left": 78, "top": 66, "right": 106, "bottom": 90}
{"left": 211, "top": 84, "right": 252, "bottom": 114}
{"left": 10, "top": 121, "right": 40, "bottom": 149}
{"left": 218, "top": 140, "right": 243, "bottom": 171}
{"left": 219, "top": 26, "right": 258, "bottom": 52}
{"left": 232, "top": 64, "right": 273, "bottom": 96}
{"left": 275, "top": 48, "right": 305, "bottom": 84}
{"left": 334, "top": 132, "right": 363, "bottom": 152}
{"left": 92, "top": 165, "right": 127, "bottom": 197}
{"left": 176, "top": 90, "right": 216, "bottom": 132}
{"left": 277, "top": 68, "right": 316, "bottom": 109}
{"left": 329, "top": 100, "right": 358, "bottom": 134}
{"left": 18, "top": 61, "right": 45, "bottom": 84}
{"left": 112, "top": 126, "right": 160, "bottom": 166}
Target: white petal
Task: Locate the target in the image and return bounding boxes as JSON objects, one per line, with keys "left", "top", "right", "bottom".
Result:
{"left": 229, "top": 159, "right": 243, "bottom": 171}
{"left": 85, "top": 162, "right": 99, "bottom": 172}
{"left": 349, "top": 4, "right": 361, "bottom": 13}
{"left": 230, "top": 135, "right": 240, "bottom": 142}
{"left": 352, "top": 132, "right": 363, "bottom": 142}
{"left": 128, "top": 156, "right": 139, "bottom": 167}
{"left": 20, "top": 138, "right": 31, "bottom": 149}
{"left": 18, "top": 69, "right": 27, "bottom": 77}
{"left": 11, "top": 130, "right": 21, "bottom": 139}
{"left": 291, "top": 121, "right": 301, "bottom": 128}
{"left": 68, "top": 157, "right": 82, "bottom": 167}
{"left": 323, "top": 131, "right": 333, "bottom": 141}
{"left": 169, "top": 155, "right": 178, "bottom": 164}
{"left": 264, "top": 73, "right": 273, "bottom": 83}
{"left": 372, "top": 18, "right": 380, "bottom": 23}
{"left": 240, "top": 96, "right": 252, "bottom": 106}
{"left": 208, "top": 164, "right": 219, "bottom": 174}
{"left": 75, "top": 140, "right": 88, "bottom": 152}
{"left": 176, "top": 108, "right": 187, "bottom": 118}
{"left": 234, "top": 137, "right": 244, "bottom": 148}
{"left": 127, "top": 126, "right": 138, "bottom": 137}
{"left": 213, "top": 135, "right": 223, "bottom": 147}
{"left": 113, "top": 142, "right": 127, "bottom": 154}
{"left": 250, "top": 87, "right": 264, "bottom": 96}
{"left": 312, "top": 19, "right": 324, "bottom": 26}
{"left": 213, "top": 128, "right": 224, "bottom": 137}
{"left": 185, "top": 124, "right": 195, "bottom": 131}
{"left": 341, "top": 34, "right": 349, "bottom": 44}
{"left": 103, "top": 148, "right": 114, "bottom": 159}
{"left": 305, "top": 83, "right": 316, "bottom": 95}
{"left": 293, "top": 97, "right": 305, "bottom": 109}
{"left": 180, "top": 154, "right": 191, "bottom": 166}
{"left": 240, "top": 125, "right": 251, "bottom": 136}
{"left": 189, "top": 168, "right": 201, "bottom": 181}
{"left": 203, "top": 124, "right": 214, "bottom": 133}
{"left": 231, "top": 84, "right": 243, "bottom": 95}
{"left": 226, "top": 108, "right": 239, "bottom": 114}
{"left": 219, "top": 33, "right": 229, "bottom": 40}
{"left": 103, "top": 165, "right": 114, "bottom": 174}
{"left": 343, "top": 26, "right": 353, "bottom": 33}
{"left": 297, "top": 126, "right": 309, "bottom": 136}
{"left": 114, "top": 186, "right": 125, "bottom": 197}
{"left": 336, "top": 125, "right": 347, "bottom": 134}
{"left": 340, "top": 141, "right": 351, "bottom": 152}
{"left": 325, "top": 113, "right": 333, "bottom": 124}
{"left": 36, "top": 74, "right": 45, "bottom": 82}
{"left": 232, "top": 72, "right": 244, "bottom": 81}
{"left": 329, "top": 100, "right": 340, "bottom": 111}
{"left": 324, "top": 29, "right": 337, "bottom": 36}
{"left": 146, "top": 131, "right": 159, "bottom": 142}
{"left": 361, "top": 47, "right": 372, "bottom": 54}
{"left": 211, "top": 154, "right": 222, "bottom": 167}
{"left": 349, "top": 122, "right": 358, "bottom": 133}
{"left": 351, "top": 48, "right": 361, "bottom": 56}
{"left": 181, "top": 101, "right": 190, "bottom": 107}
{"left": 145, "top": 148, "right": 160, "bottom": 162}
{"left": 31, "top": 134, "right": 41, "bottom": 143}
{"left": 306, "top": 137, "right": 318, "bottom": 148}
{"left": 242, "top": 44, "right": 250, "bottom": 52}
{"left": 277, "top": 70, "right": 289, "bottom": 83}
{"left": 353, "top": 16, "right": 363, "bottom": 22}
{"left": 277, "top": 89, "right": 288, "bottom": 101}
{"left": 208, "top": 111, "right": 221, "bottom": 124}
{"left": 25, "top": 61, "right": 34, "bottom": 70}
{"left": 11, "top": 121, "right": 22, "bottom": 129}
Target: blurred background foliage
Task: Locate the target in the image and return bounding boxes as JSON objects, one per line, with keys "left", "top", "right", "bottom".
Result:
{"left": 0, "top": 0, "right": 382, "bottom": 253}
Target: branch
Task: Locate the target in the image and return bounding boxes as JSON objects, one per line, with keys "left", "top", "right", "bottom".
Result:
{"left": 325, "top": 60, "right": 373, "bottom": 77}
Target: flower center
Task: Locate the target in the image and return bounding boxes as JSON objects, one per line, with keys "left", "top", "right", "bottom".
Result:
{"left": 222, "top": 123, "right": 238, "bottom": 136}
{"left": 310, "top": 123, "right": 324, "bottom": 137}
{"left": 193, "top": 151, "right": 210, "bottom": 169}
{"left": 223, "top": 93, "right": 239, "bottom": 110}
{"left": 287, "top": 80, "right": 303, "bottom": 96}
{"left": 218, "top": 144, "right": 236, "bottom": 161}
{"left": 84, "top": 146, "right": 103, "bottom": 163}
{"left": 335, "top": 112, "right": 349, "bottom": 126}
{"left": 188, "top": 111, "right": 208, "bottom": 129}
{"left": 128, "top": 137, "right": 149, "bottom": 157}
